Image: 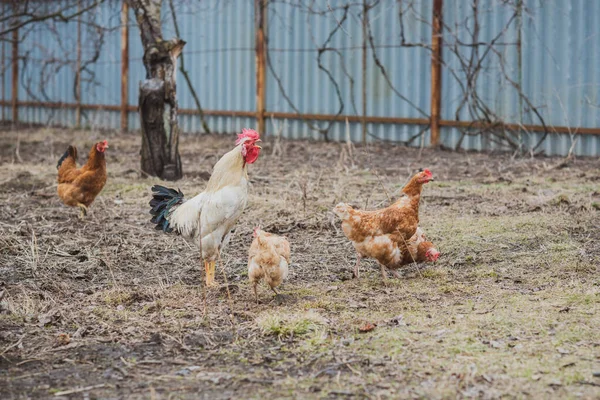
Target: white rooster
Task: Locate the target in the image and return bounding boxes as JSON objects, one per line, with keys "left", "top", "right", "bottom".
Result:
{"left": 149, "top": 129, "right": 262, "bottom": 286}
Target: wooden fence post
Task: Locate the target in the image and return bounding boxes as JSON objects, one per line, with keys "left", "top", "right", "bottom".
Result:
{"left": 121, "top": 1, "right": 129, "bottom": 132}
{"left": 11, "top": 26, "right": 18, "bottom": 124}
{"left": 255, "top": 0, "right": 267, "bottom": 135}
{"left": 1, "top": 3, "right": 4, "bottom": 121}
{"left": 75, "top": 0, "right": 82, "bottom": 128}
{"left": 430, "top": 0, "right": 443, "bottom": 146}
{"left": 361, "top": 1, "right": 368, "bottom": 144}
{"left": 1, "top": 32, "right": 5, "bottom": 121}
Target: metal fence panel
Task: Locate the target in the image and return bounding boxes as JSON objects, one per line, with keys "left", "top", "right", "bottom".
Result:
{"left": 4, "top": 0, "right": 600, "bottom": 157}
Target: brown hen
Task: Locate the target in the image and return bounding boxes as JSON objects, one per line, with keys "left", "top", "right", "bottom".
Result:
{"left": 57, "top": 140, "right": 108, "bottom": 219}
{"left": 333, "top": 169, "right": 434, "bottom": 279}
{"left": 248, "top": 228, "right": 290, "bottom": 302}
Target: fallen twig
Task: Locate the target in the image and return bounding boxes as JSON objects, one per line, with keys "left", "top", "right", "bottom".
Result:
{"left": 476, "top": 301, "right": 499, "bottom": 315}
{"left": 576, "top": 381, "right": 600, "bottom": 388}
{"left": 0, "top": 334, "right": 25, "bottom": 359}
{"left": 53, "top": 384, "right": 106, "bottom": 397}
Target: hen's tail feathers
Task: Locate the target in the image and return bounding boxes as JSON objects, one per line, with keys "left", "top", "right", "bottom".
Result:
{"left": 149, "top": 185, "right": 185, "bottom": 233}
{"left": 57, "top": 145, "right": 77, "bottom": 169}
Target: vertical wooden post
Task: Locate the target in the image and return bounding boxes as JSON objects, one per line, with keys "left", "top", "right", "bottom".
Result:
{"left": 121, "top": 0, "right": 129, "bottom": 132}
{"left": 361, "top": 1, "right": 368, "bottom": 144}
{"left": 255, "top": 0, "right": 266, "bottom": 135}
{"left": 1, "top": 32, "right": 5, "bottom": 121}
{"left": 0, "top": 3, "right": 4, "bottom": 121}
{"left": 11, "top": 27, "right": 18, "bottom": 124}
{"left": 516, "top": 0, "right": 523, "bottom": 151}
{"left": 75, "top": 0, "right": 82, "bottom": 128}
{"left": 430, "top": 0, "right": 443, "bottom": 146}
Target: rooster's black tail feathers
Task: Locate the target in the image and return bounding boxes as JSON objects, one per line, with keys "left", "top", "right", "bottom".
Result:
{"left": 149, "top": 185, "right": 185, "bottom": 233}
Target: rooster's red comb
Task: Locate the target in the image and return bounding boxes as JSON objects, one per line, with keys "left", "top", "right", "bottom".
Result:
{"left": 236, "top": 128, "right": 260, "bottom": 145}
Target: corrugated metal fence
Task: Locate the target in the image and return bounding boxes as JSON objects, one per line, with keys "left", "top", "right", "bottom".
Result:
{"left": 2, "top": 0, "right": 599, "bottom": 156}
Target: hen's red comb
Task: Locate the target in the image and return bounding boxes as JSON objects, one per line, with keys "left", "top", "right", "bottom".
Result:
{"left": 236, "top": 128, "right": 260, "bottom": 145}
{"left": 422, "top": 168, "right": 432, "bottom": 177}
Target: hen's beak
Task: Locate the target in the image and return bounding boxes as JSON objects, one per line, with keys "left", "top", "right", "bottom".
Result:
{"left": 255, "top": 139, "right": 262, "bottom": 149}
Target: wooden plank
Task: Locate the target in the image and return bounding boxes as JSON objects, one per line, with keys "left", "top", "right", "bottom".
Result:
{"left": 430, "top": 0, "right": 443, "bottom": 146}
{"left": 3, "top": 100, "right": 600, "bottom": 136}
{"left": 120, "top": 1, "right": 129, "bottom": 132}
{"left": 1, "top": 23, "right": 5, "bottom": 121}
{"left": 255, "top": 0, "right": 267, "bottom": 134}
{"left": 269, "top": 111, "right": 429, "bottom": 126}
{"left": 11, "top": 26, "right": 18, "bottom": 123}
{"left": 438, "top": 119, "right": 600, "bottom": 136}
{"left": 75, "top": 0, "right": 82, "bottom": 127}
{"left": 361, "top": 0, "right": 368, "bottom": 144}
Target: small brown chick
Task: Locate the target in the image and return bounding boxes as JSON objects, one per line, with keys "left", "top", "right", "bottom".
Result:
{"left": 248, "top": 228, "right": 290, "bottom": 302}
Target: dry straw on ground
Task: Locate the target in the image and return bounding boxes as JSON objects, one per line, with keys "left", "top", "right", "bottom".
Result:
{"left": 1, "top": 128, "right": 599, "bottom": 398}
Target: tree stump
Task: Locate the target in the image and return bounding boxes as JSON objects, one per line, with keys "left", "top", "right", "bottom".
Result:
{"left": 129, "top": 0, "right": 185, "bottom": 181}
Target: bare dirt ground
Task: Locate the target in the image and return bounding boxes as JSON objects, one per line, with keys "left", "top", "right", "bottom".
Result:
{"left": 1, "top": 127, "right": 599, "bottom": 399}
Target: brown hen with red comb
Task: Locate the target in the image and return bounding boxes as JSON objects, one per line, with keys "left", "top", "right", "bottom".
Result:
{"left": 333, "top": 169, "right": 434, "bottom": 280}
{"left": 56, "top": 140, "right": 109, "bottom": 219}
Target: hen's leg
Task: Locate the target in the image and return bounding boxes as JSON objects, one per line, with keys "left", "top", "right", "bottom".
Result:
{"left": 271, "top": 286, "right": 286, "bottom": 303}
{"left": 204, "top": 260, "right": 217, "bottom": 287}
{"left": 380, "top": 264, "right": 388, "bottom": 280}
{"left": 390, "top": 270, "right": 401, "bottom": 279}
{"left": 77, "top": 203, "right": 87, "bottom": 219}
{"left": 352, "top": 255, "right": 362, "bottom": 279}
{"left": 253, "top": 283, "right": 259, "bottom": 304}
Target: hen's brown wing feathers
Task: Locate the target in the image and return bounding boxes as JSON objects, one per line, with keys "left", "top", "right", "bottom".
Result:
{"left": 343, "top": 202, "right": 418, "bottom": 243}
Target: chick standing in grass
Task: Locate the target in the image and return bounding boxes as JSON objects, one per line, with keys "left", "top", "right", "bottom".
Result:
{"left": 248, "top": 228, "right": 290, "bottom": 302}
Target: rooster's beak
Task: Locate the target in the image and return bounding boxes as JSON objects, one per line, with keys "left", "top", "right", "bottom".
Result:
{"left": 255, "top": 139, "right": 262, "bottom": 149}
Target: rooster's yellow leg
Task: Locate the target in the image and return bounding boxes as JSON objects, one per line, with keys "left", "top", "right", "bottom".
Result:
{"left": 204, "top": 260, "right": 217, "bottom": 287}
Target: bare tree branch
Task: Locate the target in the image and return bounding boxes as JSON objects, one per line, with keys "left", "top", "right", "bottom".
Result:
{"left": 0, "top": 0, "right": 106, "bottom": 37}
{"left": 168, "top": 0, "right": 211, "bottom": 134}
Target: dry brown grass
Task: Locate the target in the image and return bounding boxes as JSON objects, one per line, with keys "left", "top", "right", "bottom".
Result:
{"left": 1, "top": 127, "right": 599, "bottom": 399}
